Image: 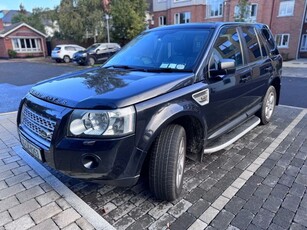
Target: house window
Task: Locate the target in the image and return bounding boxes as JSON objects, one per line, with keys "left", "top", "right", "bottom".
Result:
{"left": 278, "top": 0, "right": 295, "bottom": 16}
{"left": 12, "top": 38, "right": 41, "bottom": 52}
{"left": 276, "top": 34, "right": 290, "bottom": 48}
{"left": 300, "top": 34, "right": 307, "bottom": 51}
{"left": 159, "top": 16, "right": 167, "bottom": 26}
{"left": 206, "top": 0, "right": 223, "bottom": 18}
{"left": 234, "top": 4, "right": 258, "bottom": 22}
{"left": 174, "top": 12, "right": 191, "bottom": 24}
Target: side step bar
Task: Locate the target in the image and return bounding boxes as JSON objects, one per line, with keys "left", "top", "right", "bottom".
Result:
{"left": 204, "top": 116, "right": 260, "bottom": 154}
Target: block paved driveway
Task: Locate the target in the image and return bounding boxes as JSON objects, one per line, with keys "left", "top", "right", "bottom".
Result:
{"left": 30, "top": 106, "right": 307, "bottom": 230}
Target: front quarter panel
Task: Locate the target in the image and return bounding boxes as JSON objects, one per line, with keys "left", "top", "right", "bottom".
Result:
{"left": 134, "top": 82, "right": 208, "bottom": 152}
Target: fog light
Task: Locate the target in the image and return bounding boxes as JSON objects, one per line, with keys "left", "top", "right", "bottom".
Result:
{"left": 81, "top": 154, "right": 100, "bottom": 169}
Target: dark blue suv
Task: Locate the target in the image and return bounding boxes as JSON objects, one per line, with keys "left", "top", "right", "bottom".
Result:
{"left": 17, "top": 22, "right": 282, "bottom": 201}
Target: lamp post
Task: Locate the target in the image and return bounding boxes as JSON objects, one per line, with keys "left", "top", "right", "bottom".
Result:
{"left": 105, "top": 14, "right": 111, "bottom": 43}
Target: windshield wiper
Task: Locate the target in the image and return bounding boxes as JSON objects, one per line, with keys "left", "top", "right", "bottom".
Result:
{"left": 145, "top": 68, "right": 193, "bottom": 73}
{"left": 103, "top": 65, "right": 137, "bottom": 70}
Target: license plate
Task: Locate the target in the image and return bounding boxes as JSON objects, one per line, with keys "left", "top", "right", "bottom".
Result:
{"left": 20, "top": 135, "right": 42, "bottom": 161}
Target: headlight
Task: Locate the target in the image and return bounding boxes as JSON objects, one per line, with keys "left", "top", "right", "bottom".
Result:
{"left": 68, "top": 106, "right": 135, "bottom": 137}
{"left": 82, "top": 53, "right": 87, "bottom": 57}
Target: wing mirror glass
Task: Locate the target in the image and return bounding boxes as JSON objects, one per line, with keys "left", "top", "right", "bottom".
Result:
{"left": 210, "top": 59, "right": 236, "bottom": 77}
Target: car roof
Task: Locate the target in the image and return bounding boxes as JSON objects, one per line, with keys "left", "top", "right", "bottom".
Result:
{"left": 55, "top": 44, "right": 82, "bottom": 47}
{"left": 149, "top": 22, "right": 267, "bottom": 32}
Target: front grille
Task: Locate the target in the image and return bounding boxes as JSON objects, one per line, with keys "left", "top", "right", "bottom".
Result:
{"left": 21, "top": 106, "right": 56, "bottom": 144}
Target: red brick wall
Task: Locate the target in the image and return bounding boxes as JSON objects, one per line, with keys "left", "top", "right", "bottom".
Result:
{"left": 0, "top": 38, "right": 8, "bottom": 58}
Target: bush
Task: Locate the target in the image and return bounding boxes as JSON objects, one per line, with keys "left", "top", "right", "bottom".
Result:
{"left": 8, "top": 49, "right": 17, "bottom": 58}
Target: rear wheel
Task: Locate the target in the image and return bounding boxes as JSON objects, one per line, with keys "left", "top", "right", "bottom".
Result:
{"left": 149, "top": 124, "right": 186, "bottom": 201}
{"left": 63, "top": 55, "right": 70, "bottom": 63}
{"left": 258, "top": 85, "right": 277, "bottom": 125}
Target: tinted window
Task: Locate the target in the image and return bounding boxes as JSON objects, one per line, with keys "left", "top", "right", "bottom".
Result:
{"left": 54, "top": 47, "right": 61, "bottom": 51}
{"left": 65, "top": 46, "right": 76, "bottom": 51}
{"left": 241, "top": 27, "right": 262, "bottom": 62}
{"left": 210, "top": 26, "right": 243, "bottom": 69}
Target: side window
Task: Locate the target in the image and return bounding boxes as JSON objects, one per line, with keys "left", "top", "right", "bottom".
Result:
{"left": 209, "top": 26, "right": 243, "bottom": 70}
{"left": 241, "top": 27, "right": 262, "bottom": 63}
{"left": 65, "top": 46, "right": 76, "bottom": 51}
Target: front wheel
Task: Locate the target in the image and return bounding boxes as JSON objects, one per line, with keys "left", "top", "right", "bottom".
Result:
{"left": 258, "top": 85, "right": 277, "bottom": 125}
{"left": 149, "top": 124, "right": 186, "bottom": 201}
{"left": 88, "top": 57, "right": 95, "bottom": 66}
{"left": 63, "top": 55, "right": 70, "bottom": 63}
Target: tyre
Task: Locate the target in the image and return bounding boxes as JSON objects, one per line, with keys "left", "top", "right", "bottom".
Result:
{"left": 88, "top": 57, "right": 95, "bottom": 66}
{"left": 63, "top": 55, "right": 70, "bottom": 63}
{"left": 149, "top": 124, "right": 186, "bottom": 201}
{"left": 258, "top": 85, "right": 277, "bottom": 125}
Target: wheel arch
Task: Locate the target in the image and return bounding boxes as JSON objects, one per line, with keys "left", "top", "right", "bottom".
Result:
{"left": 270, "top": 76, "right": 281, "bottom": 105}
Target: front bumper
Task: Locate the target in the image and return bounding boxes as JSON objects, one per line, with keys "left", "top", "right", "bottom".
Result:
{"left": 17, "top": 95, "right": 145, "bottom": 186}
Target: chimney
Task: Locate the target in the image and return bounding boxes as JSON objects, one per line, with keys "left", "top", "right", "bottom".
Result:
{"left": 0, "top": 19, "right": 3, "bottom": 31}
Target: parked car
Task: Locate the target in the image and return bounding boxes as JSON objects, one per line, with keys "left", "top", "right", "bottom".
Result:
{"left": 73, "top": 43, "right": 121, "bottom": 66}
{"left": 17, "top": 22, "right": 282, "bottom": 201}
{"left": 51, "top": 44, "right": 85, "bottom": 63}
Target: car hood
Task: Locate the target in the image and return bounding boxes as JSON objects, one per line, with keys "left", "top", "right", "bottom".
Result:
{"left": 29, "top": 67, "right": 195, "bottom": 109}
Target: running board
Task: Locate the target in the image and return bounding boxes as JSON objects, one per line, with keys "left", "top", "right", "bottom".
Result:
{"left": 204, "top": 116, "right": 260, "bottom": 154}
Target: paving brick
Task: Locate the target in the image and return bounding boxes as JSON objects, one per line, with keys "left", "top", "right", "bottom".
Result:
{"left": 202, "top": 186, "right": 223, "bottom": 203}
{"left": 184, "top": 187, "right": 206, "bottom": 204}
{"left": 114, "top": 215, "right": 135, "bottom": 230}
{"left": 76, "top": 217, "right": 95, "bottom": 230}
{"left": 0, "top": 183, "right": 25, "bottom": 199}
{"left": 126, "top": 214, "right": 155, "bottom": 230}
{"left": 5, "top": 215, "right": 35, "bottom": 230}
{"left": 289, "top": 183, "right": 306, "bottom": 198}
{"left": 236, "top": 184, "right": 257, "bottom": 201}
{"left": 170, "top": 212, "right": 196, "bottom": 230}
{"left": 224, "top": 196, "right": 246, "bottom": 215}
{"left": 263, "top": 196, "right": 283, "bottom": 213}
{"left": 3, "top": 156, "right": 21, "bottom": 164}
{"left": 278, "top": 174, "right": 295, "bottom": 188}
{"left": 31, "top": 202, "right": 62, "bottom": 224}
{"left": 295, "top": 173, "right": 307, "bottom": 186}
{"left": 187, "top": 219, "right": 207, "bottom": 230}
{"left": 254, "top": 184, "right": 272, "bottom": 199}
{"left": 56, "top": 198, "right": 71, "bottom": 211}
{"left": 40, "top": 182, "right": 53, "bottom": 193}
{"left": 128, "top": 201, "right": 154, "bottom": 220}
{"left": 0, "top": 211, "right": 12, "bottom": 226}
{"left": 9, "top": 198, "right": 40, "bottom": 220}
{"left": 252, "top": 208, "right": 275, "bottom": 229}
{"left": 0, "top": 180, "right": 7, "bottom": 190}
{"left": 30, "top": 219, "right": 59, "bottom": 230}
{"left": 270, "top": 166, "right": 286, "bottom": 178}
{"left": 187, "top": 199, "right": 210, "bottom": 218}
{"left": 301, "top": 165, "right": 307, "bottom": 175}
{"left": 289, "top": 222, "right": 307, "bottom": 230}
{"left": 148, "top": 213, "right": 176, "bottom": 230}
{"left": 282, "top": 194, "right": 301, "bottom": 212}
{"left": 199, "top": 206, "right": 219, "bottom": 224}
{"left": 52, "top": 208, "right": 81, "bottom": 228}
{"left": 11, "top": 165, "right": 31, "bottom": 175}
{"left": 168, "top": 199, "right": 192, "bottom": 218}
{"left": 263, "top": 174, "right": 279, "bottom": 188}
{"left": 231, "top": 209, "right": 254, "bottom": 230}
{"left": 62, "top": 223, "right": 81, "bottom": 230}
{"left": 271, "top": 184, "right": 289, "bottom": 200}
{"left": 5, "top": 172, "right": 31, "bottom": 186}
{"left": 285, "top": 165, "right": 300, "bottom": 177}
{"left": 272, "top": 207, "right": 295, "bottom": 229}
{"left": 22, "top": 176, "right": 44, "bottom": 189}
{"left": 148, "top": 201, "right": 174, "bottom": 219}
{"left": 107, "top": 201, "right": 135, "bottom": 221}
{"left": 199, "top": 177, "right": 217, "bottom": 191}
{"left": 243, "top": 195, "right": 265, "bottom": 214}
{"left": 0, "top": 169, "right": 13, "bottom": 181}
{"left": 16, "top": 185, "right": 45, "bottom": 203}
{"left": 0, "top": 162, "right": 18, "bottom": 174}
{"left": 211, "top": 210, "right": 235, "bottom": 229}
{"left": 36, "top": 190, "right": 61, "bottom": 206}
{"left": 294, "top": 208, "right": 307, "bottom": 228}
{"left": 112, "top": 190, "right": 135, "bottom": 206}
{"left": 255, "top": 165, "right": 271, "bottom": 178}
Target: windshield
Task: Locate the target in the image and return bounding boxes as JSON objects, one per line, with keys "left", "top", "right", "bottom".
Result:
{"left": 86, "top": 44, "right": 100, "bottom": 52}
{"left": 104, "top": 28, "right": 211, "bottom": 71}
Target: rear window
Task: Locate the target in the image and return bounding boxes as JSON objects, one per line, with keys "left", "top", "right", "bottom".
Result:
{"left": 53, "top": 47, "right": 61, "bottom": 51}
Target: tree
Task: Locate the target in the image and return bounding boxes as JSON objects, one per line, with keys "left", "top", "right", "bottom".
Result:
{"left": 110, "top": 0, "right": 147, "bottom": 45}
{"left": 11, "top": 5, "right": 46, "bottom": 34}
{"left": 234, "top": 0, "right": 250, "bottom": 22}
{"left": 57, "top": 0, "right": 85, "bottom": 41}
{"left": 57, "top": 0, "right": 104, "bottom": 43}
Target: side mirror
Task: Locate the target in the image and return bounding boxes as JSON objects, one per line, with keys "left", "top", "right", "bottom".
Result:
{"left": 210, "top": 59, "right": 236, "bottom": 76}
{"left": 96, "top": 49, "right": 100, "bottom": 53}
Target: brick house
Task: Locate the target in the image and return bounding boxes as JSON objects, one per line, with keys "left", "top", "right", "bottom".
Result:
{"left": 0, "top": 19, "right": 47, "bottom": 59}
{"left": 153, "top": 0, "right": 307, "bottom": 60}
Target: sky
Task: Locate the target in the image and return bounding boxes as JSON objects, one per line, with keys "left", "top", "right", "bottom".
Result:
{"left": 0, "top": 0, "right": 61, "bottom": 12}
